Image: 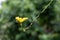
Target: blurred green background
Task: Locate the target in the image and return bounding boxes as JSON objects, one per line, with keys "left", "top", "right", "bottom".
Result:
{"left": 0, "top": 0, "right": 60, "bottom": 40}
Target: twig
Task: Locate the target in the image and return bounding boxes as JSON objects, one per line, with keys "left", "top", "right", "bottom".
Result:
{"left": 24, "top": 0, "right": 53, "bottom": 31}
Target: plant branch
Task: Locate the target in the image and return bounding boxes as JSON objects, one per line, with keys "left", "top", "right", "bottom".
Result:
{"left": 24, "top": 0, "right": 53, "bottom": 31}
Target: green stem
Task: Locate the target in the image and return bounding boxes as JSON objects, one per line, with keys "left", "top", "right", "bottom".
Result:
{"left": 25, "top": 0, "right": 53, "bottom": 31}
{"left": 20, "top": 23, "right": 23, "bottom": 31}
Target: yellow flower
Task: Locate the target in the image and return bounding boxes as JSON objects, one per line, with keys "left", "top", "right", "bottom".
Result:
{"left": 15, "top": 17, "right": 28, "bottom": 23}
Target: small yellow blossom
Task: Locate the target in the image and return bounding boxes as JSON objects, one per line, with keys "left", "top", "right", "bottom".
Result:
{"left": 15, "top": 17, "right": 28, "bottom": 23}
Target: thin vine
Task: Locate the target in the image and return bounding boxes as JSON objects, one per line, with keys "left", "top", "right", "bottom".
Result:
{"left": 24, "top": 0, "right": 53, "bottom": 31}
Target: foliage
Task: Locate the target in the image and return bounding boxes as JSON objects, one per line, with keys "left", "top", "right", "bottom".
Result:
{"left": 0, "top": 0, "right": 60, "bottom": 40}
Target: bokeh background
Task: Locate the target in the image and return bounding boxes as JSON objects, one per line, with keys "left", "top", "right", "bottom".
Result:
{"left": 0, "top": 0, "right": 60, "bottom": 40}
